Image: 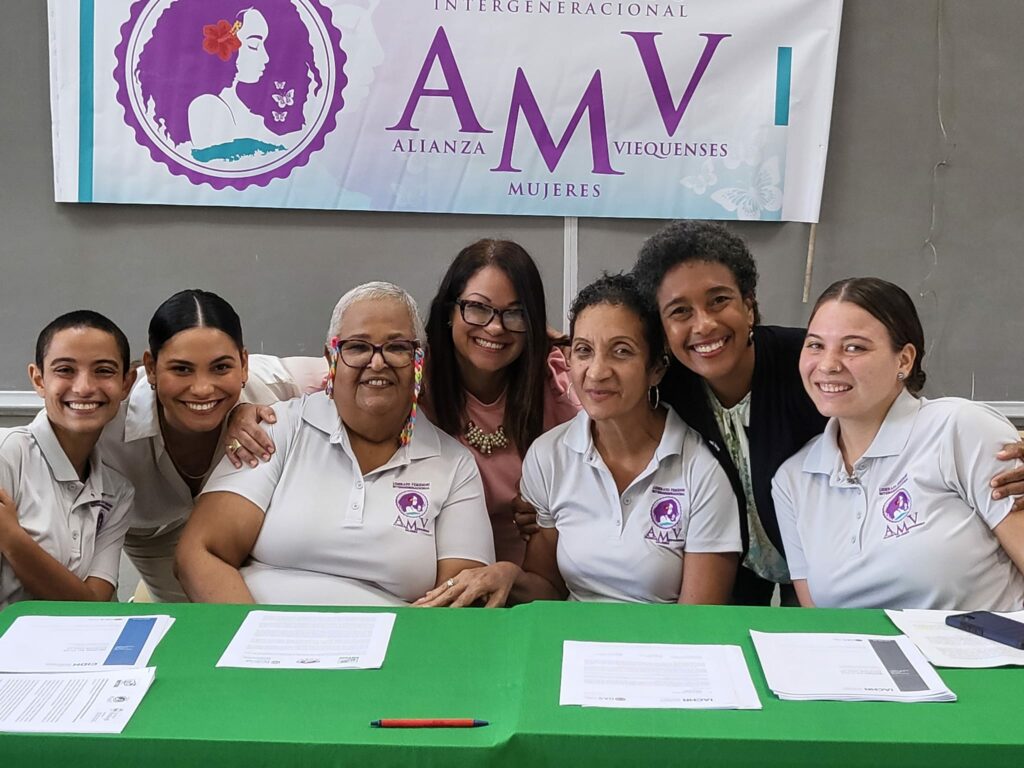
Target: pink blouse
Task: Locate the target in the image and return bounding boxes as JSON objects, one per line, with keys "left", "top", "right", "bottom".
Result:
{"left": 458, "top": 347, "right": 580, "bottom": 564}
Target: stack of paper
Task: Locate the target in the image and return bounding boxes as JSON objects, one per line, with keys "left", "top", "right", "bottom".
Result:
{"left": 0, "top": 616, "right": 172, "bottom": 734}
{"left": 0, "top": 668, "right": 156, "bottom": 733}
{"left": 560, "top": 640, "right": 762, "bottom": 709}
{"left": 216, "top": 610, "right": 397, "bottom": 669}
{"left": 0, "top": 615, "right": 174, "bottom": 672}
{"left": 750, "top": 631, "right": 955, "bottom": 703}
{"left": 886, "top": 609, "right": 1024, "bottom": 668}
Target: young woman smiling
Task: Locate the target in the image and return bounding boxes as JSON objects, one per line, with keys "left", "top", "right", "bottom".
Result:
{"left": 100, "top": 289, "right": 321, "bottom": 602}
{"left": 632, "top": 221, "right": 1024, "bottom": 606}
{"left": 773, "top": 278, "right": 1024, "bottom": 610}
{"left": 1, "top": 311, "right": 136, "bottom": 608}
{"left": 423, "top": 240, "right": 579, "bottom": 564}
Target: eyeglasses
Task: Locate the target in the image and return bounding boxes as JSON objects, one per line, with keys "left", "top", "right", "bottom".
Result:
{"left": 334, "top": 339, "right": 420, "bottom": 368}
{"left": 454, "top": 299, "right": 528, "bottom": 333}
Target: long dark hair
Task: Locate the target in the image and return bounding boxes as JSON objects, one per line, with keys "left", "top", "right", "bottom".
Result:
{"left": 424, "top": 239, "right": 549, "bottom": 457}
{"left": 148, "top": 289, "right": 244, "bottom": 359}
{"left": 811, "top": 277, "right": 927, "bottom": 395}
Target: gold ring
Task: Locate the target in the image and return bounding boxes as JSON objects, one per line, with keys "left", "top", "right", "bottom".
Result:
{"left": 445, "top": 578, "right": 456, "bottom": 589}
{"left": 228, "top": 439, "right": 242, "bottom": 453}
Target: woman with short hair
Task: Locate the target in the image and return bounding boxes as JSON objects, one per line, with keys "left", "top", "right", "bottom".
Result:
{"left": 176, "top": 282, "right": 495, "bottom": 606}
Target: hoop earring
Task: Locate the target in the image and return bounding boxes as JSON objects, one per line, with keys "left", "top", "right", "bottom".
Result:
{"left": 648, "top": 385, "right": 660, "bottom": 410}
{"left": 747, "top": 326, "right": 755, "bottom": 346}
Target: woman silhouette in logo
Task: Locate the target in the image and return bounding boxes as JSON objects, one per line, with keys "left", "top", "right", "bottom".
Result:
{"left": 136, "top": 0, "right": 324, "bottom": 161}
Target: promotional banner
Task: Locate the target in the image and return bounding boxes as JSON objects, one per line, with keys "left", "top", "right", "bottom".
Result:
{"left": 49, "top": 0, "right": 842, "bottom": 220}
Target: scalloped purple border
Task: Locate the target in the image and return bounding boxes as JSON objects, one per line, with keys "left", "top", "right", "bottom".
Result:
{"left": 113, "top": 0, "right": 347, "bottom": 191}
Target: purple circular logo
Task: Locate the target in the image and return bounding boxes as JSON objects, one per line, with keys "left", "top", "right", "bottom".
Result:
{"left": 396, "top": 491, "right": 428, "bottom": 518}
{"left": 882, "top": 489, "right": 912, "bottom": 523}
{"left": 650, "top": 498, "right": 681, "bottom": 529}
{"left": 114, "top": 0, "right": 346, "bottom": 189}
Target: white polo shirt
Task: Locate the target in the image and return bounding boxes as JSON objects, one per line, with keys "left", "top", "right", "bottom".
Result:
{"left": 101, "top": 354, "right": 327, "bottom": 531}
{"left": 0, "top": 410, "right": 134, "bottom": 608}
{"left": 524, "top": 406, "right": 741, "bottom": 604}
{"left": 202, "top": 392, "right": 495, "bottom": 606}
{"left": 773, "top": 390, "right": 1024, "bottom": 611}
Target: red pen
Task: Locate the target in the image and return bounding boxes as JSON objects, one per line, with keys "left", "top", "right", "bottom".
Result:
{"left": 370, "top": 718, "right": 489, "bottom": 728}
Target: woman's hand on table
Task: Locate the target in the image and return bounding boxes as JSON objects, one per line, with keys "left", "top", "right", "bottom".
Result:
{"left": 224, "top": 403, "right": 278, "bottom": 469}
{"left": 412, "top": 562, "right": 521, "bottom": 608}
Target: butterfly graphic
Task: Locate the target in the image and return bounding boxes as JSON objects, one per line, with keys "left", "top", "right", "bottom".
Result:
{"left": 274, "top": 81, "right": 286, "bottom": 90}
{"left": 272, "top": 89, "right": 295, "bottom": 108}
{"left": 710, "top": 157, "right": 783, "bottom": 220}
{"left": 680, "top": 160, "right": 717, "bottom": 196}
{"left": 272, "top": 111, "right": 287, "bottom": 123}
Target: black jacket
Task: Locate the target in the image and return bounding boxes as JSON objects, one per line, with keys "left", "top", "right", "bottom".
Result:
{"left": 661, "top": 325, "right": 827, "bottom": 557}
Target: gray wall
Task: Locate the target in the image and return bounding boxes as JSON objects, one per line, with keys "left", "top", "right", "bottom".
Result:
{"left": 2, "top": 1, "right": 1022, "bottom": 400}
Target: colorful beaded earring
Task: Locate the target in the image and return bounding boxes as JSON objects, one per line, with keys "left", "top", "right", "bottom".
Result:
{"left": 325, "top": 336, "right": 340, "bottom": 399}
{"left": 399, "top": 346, "right": 425, "bottom": 447}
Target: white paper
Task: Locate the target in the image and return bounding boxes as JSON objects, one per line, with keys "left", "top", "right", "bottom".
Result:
{"left": 559, "top": 641, "right": 761, "bottom": 710}
{"left": 0, "top": 667, "right": 155, "bottom": 733}
{"left": 750, "top": 631, "right": 955, "bottom": 703}
{"left": 885, "top": 609, "right": 1024, "bottom": 668}
{"left": 216, "top": 611, "right": 396, "bottom": 669}
{"left": 0, "top": 615, "right": 174, "bottom": 672}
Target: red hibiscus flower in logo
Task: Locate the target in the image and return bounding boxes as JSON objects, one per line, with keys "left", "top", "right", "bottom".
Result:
{"left": 202, "top": 19, "right": 241, "bottom": 62}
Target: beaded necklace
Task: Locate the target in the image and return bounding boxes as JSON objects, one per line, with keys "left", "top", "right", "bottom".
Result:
{"left": 464, "top": 421, "right": 509, "bottom": 455}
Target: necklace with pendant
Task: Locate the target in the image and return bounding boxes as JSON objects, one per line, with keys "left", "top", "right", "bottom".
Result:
{"left": 464, "top": 420, "right": 509, "bottom": 455}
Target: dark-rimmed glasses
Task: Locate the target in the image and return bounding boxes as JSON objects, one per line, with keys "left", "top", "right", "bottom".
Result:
{"left": 454, "top": 299, "right": 528, "bottom": 333}
{"left": 334, "top": 339, "right": 420, "bottom": 368}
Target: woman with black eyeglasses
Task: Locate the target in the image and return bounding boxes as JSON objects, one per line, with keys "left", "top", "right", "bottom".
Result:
{"left": 424, "top": 240, "right": 579, "bottom": 564}
{"left": 176, "top": 282, "right": 495, "bottom": 605}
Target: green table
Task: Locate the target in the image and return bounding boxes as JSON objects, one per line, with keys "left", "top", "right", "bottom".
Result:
{"left": 1, "top": 600, "right": 1022, "bottom": 767}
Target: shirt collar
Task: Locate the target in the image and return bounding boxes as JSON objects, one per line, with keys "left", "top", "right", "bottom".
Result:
{"left": 563, "top": 406, "right": 685, "bottom": 461}
{"left": 123, "top": 375, "right": 162, "bottom": 443}
{"left": 564, "top": 410, "right": 595, "bottom": 455}
{"left": 803, "top": 389, "right": 922, "bottom": 475}
{"left": 802, "top": 418, "right": 844, "bottom": 477}
{"left": 862, "top": 388, "right": 921, "bottom": 458}
{"left": 27, "top": 409, "right": 104, "bottom": 490}
{"left": 301, "top": 392, "right": 441, "bottom": 461}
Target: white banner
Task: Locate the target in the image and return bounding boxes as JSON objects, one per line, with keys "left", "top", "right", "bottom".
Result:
{"left": 49, "top": 0, "right": 842, "bottom": 220}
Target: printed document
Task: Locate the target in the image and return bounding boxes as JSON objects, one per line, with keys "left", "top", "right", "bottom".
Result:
{"left": 0, "top": 667, "right": 155, "bottom": 733}
{"left": 885, "top": 609, "right": 1024, "bottom": 668}
{"left": 216, "top": 610, "right": 396, "bottom": 669}
{"left": 750, "top": 631, "right": 955, "bottom": 702}
{"left": 559, "top": 640, "right": 761, "bottom": 709}
{"left": 0, "top": 615, "right": 173, "bottom": 672}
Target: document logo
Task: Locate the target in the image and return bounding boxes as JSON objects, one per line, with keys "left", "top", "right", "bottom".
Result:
{"left": 114, "top": 0, "right": 346, "bottom": 189}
